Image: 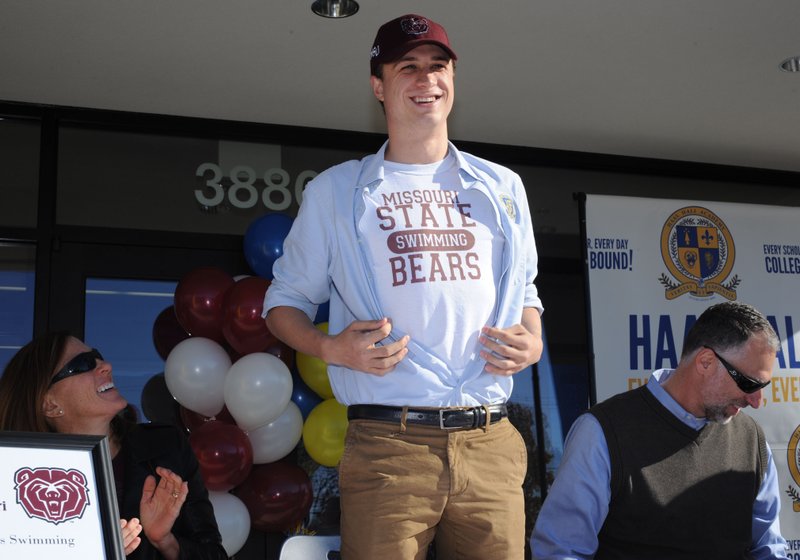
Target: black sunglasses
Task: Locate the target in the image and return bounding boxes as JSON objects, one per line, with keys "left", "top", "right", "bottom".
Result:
{"left": 50, "top": 349, "right": 104, "bottom": 386}
{"left": 703, "top": 345, "right": 770, "bottom": 394}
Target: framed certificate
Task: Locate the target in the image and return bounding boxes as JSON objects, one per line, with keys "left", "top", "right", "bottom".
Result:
{"left": 0, "top": 431, "right": 125, "bottom": 559}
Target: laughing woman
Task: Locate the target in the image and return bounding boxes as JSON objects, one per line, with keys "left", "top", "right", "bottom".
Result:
{"left": 0, "top": 332, "right": 228, "bottom": 560}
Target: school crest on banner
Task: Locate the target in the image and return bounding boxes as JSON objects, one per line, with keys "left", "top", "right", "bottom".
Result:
{"left": 658, "top": 206, "right": 739, "bottom": 300}
{"left": 787, "top": 425, "right": 800, "bottom": 513}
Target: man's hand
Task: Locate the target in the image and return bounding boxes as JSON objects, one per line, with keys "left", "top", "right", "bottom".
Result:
{"left": 479, "top": 309, "right": 543, "bottom": 376}
{"left": 267, "top": 308, "right": 410, "bottom": 377}
{"left": 324, "top": 318, "right": 410, "bottom": 376}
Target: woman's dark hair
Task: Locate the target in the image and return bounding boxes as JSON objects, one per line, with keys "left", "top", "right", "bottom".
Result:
{"left": 0, "top": 331, "right": 70, "bottom": 432}
{"left": 0, "top": 332, "right": 132, "bottom": 438}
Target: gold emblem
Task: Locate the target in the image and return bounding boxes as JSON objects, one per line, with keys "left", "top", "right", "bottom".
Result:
{"left": 787, "top": 425, "right": 800, "bottom": 512}
{"left": 499, "top": 194, "right": 516, "bottom": 222}
{"left": 658, "top": 206, "right": 739, "bottom": 300}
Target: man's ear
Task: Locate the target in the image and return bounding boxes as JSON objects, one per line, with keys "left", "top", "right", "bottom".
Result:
{"left": 370, "top": 75, "right": 385, "bottom": 102}
{"left": 695, "top": 347, "right": 716, "bottom": 376}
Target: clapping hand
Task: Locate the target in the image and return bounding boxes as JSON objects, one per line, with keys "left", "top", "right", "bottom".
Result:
{"left": 120, "top": 517, "right": 142, "bottom": 555}
{"left": 139, "top": 466, "right": 187, "bottom": 559}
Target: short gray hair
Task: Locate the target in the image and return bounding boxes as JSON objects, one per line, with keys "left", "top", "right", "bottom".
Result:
{"left": 681, "top": 301, "right": 779, "bottom": 358}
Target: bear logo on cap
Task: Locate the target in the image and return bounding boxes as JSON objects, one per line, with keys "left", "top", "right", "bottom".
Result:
{"left": 401, "top": 16, "right": 429, "bottom": 36}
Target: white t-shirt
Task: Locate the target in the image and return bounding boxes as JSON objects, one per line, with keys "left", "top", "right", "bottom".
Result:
{"left": 358, "top": 152, "right": 503, "bottom": 373}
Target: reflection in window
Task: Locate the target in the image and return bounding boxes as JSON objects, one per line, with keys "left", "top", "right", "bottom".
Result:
{"left": 85, "top": 278, "right": 177, "bottom": 420}
{"left": 0, "top": 244, "right": 36, "bottom": 371}
{"left": 0, "top": 117, "right": 40, "bottom": 228}
{"left": 512, "top": 329, "right": 565, "bottom": 517}
{"left": 57, "top": 127, "right": 367, "bottom": 235}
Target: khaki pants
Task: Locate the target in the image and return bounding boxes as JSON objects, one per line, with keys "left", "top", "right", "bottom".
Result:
{"left": 338, "top": 416, "right": 527, "bottom": 560}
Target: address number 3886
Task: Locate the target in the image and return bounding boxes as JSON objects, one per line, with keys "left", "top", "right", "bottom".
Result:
{"left": 195, "top": 163, "right": 318, "bottom": 211}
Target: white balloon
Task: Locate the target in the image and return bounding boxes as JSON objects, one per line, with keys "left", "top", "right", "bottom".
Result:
{"left": 247, "top": 401, "right": 304, "bottom": 464}
{"left": 224, "top": 352, "right": 293, "bottom": 431}
{"left": 208, "top": 491, "right": 250, "bottom": 557}
{"left": 164, "top": 337, "right": 231, "bottom": 417}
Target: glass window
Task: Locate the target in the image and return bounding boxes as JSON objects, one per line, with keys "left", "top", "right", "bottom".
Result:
{"left": 57, "top": 127, "right": 368, "bottom": 234}
{"left": 509, "top": 164, "right": 800, "bottom": 239}
{"left": 84, "top": 278, "right": 177, "bottom": 419}
{"left": 0, "top": 243, "right": 36, "bottom": 371}
{"left": 0, "top": 117, "right": 40, "bottom": 227}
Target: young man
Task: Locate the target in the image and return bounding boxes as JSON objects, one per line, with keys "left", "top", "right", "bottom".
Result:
{"left": 531, "top": 301, "right": 788, "bottom": 559}
{"left": 264, "top": 14, "right": 543, "bottom": 559}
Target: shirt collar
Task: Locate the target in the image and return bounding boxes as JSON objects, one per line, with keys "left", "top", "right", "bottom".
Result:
{"left": 648, "top": 369, "right": 709, "bottom": 430}
{"left": 355, "top": 140, "right": 482, "bottom": 190}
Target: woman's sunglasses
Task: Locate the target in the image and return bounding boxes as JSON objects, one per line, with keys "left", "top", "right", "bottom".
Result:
{"left": 703, "top": 345, "right": 770, "bottom": 394}
{"left": 50, "top": 349, "right": 104, "bottom": 386}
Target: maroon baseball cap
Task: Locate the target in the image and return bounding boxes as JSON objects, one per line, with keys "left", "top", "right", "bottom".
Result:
{"left": 370, "top": 14, "right": 457, "bottom": 76}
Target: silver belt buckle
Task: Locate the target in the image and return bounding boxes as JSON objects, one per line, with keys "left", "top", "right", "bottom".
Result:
{"left": 439, "top": 409, "right": 460, "bottom": 430}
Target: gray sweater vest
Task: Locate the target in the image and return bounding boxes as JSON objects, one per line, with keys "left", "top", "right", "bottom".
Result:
{"left": 590, "top": 385, "right": 767, "bottom": 560}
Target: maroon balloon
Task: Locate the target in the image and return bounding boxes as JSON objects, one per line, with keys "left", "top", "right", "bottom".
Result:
{"left": 265, "top": 339, "right": 295, "bottom": 371}
{"left": 179, "top": 404, "right": 236, "bottom": 434}
{"left": 189, "top": 420, "right": 253, "bottom": 492}
{"left": 222, "top": 276, "right": 278, "bottom": 355}
{"left": 234, "top": 461, "right": 313, "bottom": 533}
{"left": 174, "top": 267, "right": 235, "bottom": 342}
{"left": 152, "top": 305, "right": 191, "bottom": 361}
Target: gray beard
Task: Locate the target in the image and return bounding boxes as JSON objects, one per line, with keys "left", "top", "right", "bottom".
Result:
{"left": 704, "top": 404, "right": 734, "bottom": 424}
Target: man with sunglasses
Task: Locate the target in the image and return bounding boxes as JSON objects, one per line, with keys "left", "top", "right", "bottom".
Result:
{"left": 532, "top": 301, "right": 788, "bottom": 559}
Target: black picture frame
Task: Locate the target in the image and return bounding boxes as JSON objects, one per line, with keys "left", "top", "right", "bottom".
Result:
{"left": 0, "top": 431, "right": 125, "bottom": 559}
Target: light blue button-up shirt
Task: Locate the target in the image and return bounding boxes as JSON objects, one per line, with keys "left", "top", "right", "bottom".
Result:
{"left": 264, "top": 141, "right": 543, "bottom": 406}
{"left": 531, "top": 369, "right": 789, "bottom": 560}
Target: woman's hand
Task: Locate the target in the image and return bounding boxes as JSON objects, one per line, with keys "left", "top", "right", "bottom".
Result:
{"left": 139, "top": 466, "right": 187, "bottom": 560}
{"left": 120, "top": 517, "right": 143, "bottom": 555}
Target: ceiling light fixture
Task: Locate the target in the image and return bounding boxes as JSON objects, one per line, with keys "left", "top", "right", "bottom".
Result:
{"left": 312, "top": 0, "right": 359, "bottom": 18}
{"left": 779, "top": 56, "right": 800, "bottom": 72}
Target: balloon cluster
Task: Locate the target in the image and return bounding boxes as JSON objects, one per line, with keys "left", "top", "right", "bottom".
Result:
{"left": 141, "top": 213, "right": 349, "bottom": 555}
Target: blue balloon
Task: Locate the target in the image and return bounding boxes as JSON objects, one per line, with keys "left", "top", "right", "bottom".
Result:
{"left": 243, "top": 213, "right": 294, "bottom": 279}
{"left": 291, "top": 370, "right": 323, "bottom": 420}
{"left": 314, "top": 301, "right": 330, "bottom": 324}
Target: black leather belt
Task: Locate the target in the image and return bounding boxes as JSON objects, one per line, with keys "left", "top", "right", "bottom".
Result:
{"left": 347, "top": 404, "right": 507, "bottom": 430}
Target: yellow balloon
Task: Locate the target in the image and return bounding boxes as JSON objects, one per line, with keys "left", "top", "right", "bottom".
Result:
{"left": 296, "top": 322, "right": 333, "bottom": 399}
{"left": 302, "top": 398, "right": 348, "bottom": 467}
